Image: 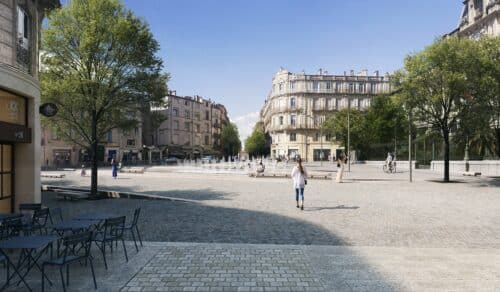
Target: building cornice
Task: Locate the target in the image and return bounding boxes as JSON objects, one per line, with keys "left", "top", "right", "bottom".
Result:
{"left": 0, "top": 63, "right": 41, "bottom": 98}
{"left": 457, "top": 9, "right": 500, "bottom": 36}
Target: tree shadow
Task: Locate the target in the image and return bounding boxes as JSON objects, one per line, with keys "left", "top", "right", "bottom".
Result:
{"left": 304, "top": 205, "right": 360, "bottom": 211}
{"left": 468, "top": 177, "right": 500, "bottom": 188}
{"left": 41, "top": 191, "right": 400, "bottom": 291}
{"left": 112, "top": 185, "right": 235, "bottom": 201}
{"left": 426, "top": 179, "right": 467, "bottom": 183}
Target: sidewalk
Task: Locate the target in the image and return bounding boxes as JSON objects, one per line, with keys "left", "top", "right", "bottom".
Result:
{"left": 120, "top": 242, "right": 500, "bottom": 292}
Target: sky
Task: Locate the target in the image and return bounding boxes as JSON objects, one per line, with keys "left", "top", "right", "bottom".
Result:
{"left": 62, "top": 0, "right": 464, "bottom": 142}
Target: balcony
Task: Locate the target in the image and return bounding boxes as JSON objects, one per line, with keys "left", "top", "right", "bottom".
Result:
{"left": 16, "top": 41, "right": 31, "bottom": 74}
{"left": 270, "top": 106, "right": 304, "bottom": 114}
{"left": 267, "top": 122, "right": 318, "bottom": 132}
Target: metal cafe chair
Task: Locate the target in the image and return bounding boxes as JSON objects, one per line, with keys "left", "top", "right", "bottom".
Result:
{"left": 23, "top": 208, "right": 50, "bottom": 235}
{"left": 93, "top": 216, "right": 128, "bottom": 269}
{"left": 124, "top": 208, "right": 143, "bottom": 252}
{"left": 42, "top": 231, "right": 97, "bottom": 292}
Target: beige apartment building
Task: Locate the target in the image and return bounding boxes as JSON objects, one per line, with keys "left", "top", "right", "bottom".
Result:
{"left": 0, "top": 0, "right": 60, "bottom": 212}
{"left": 261, "top": 68, "right": 391, "bottom": 162}
{"left": 153, "top": 92, "right": 229, "bottom": 159}
{"left": 447, "top": 0, "right": 499, "bottom": 38}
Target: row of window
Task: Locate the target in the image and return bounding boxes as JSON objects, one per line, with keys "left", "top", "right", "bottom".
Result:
{"left": 171, "top": 108, "right": 219, "bottom": 121}
{"left": 276, "top": 133, "right": 334, "bottom": 142}
{"left": 272, "top": 97, "right": 371, "bottom": 110}
{"left": 170, "top": 98, "right": 213, "bottom": 109}
{"left": 275, "top": 82, "right": 380, "bottom": 94}
{"left": 157, "top": 132, "right": 211, "bottom": 146}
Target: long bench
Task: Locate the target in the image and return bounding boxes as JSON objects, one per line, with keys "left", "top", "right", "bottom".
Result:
{"left": 54, "top": 189, "right": 89, "bottom": 201}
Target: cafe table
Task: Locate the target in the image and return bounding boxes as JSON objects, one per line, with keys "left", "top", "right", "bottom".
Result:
{"left": 0, "top": 235, "right": 59, "bottom": 291}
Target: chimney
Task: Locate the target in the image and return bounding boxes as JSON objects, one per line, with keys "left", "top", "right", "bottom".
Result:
{"left": 350, "top": 70, "right": 354, "bottom": 76}
{"left": 374, "top": 70, "right": 379, "bottom": 77}
{"left": 318, "top": 68, "right": 323, "bottom": 75}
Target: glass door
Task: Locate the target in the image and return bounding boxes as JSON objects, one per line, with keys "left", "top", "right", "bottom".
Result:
{"left": 0, "top": 144, "right": 13, "bottom": 213}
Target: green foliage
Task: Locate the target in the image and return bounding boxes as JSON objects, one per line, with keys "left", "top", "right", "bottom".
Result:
{"left": 322, "top": 109, "right": 367, "bottom": 153}
{"left": 41, "top": 0, "right": 168, "bottom": 147}
{"left": 245, "top": 121, "right": 269, "bottom": 156}
{"left": 40, "top": 0, "right": 168, "bottom": 195}
{"left": 221, "top": 123, "right": 242, "bottom": 156}
{"left": 364, "top": 95, "right": 408, "bottom": 146}
{"left": 392, "top": 36, "right": 499, "bottom": 181}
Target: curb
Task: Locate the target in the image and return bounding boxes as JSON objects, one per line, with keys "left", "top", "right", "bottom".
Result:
{"left": 42, "top": 185, "right": 197, "bottom": 203}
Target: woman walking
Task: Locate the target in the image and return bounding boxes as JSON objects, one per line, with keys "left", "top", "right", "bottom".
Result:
{"left": 111, "top": 158, "right": 118, "bottom": 179}
{"left": 336, "top": 152, "right": 345, "bottom": 183}
{"left": 291, "top": 158, "right": 308, "bottom": 210}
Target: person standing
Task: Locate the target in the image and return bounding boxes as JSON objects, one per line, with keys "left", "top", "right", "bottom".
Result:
{"left": 291, "top": 158, "right": 308, "bottom": 210}
{"left": 336, "top": 152, "right": 345, "bottom": 183}
{"left": 111, "top": 158, "right": 118, "bottom": 179}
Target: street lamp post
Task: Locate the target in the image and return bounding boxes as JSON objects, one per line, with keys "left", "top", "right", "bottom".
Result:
{"left": 408, "top": 110, "right": 413, "bottom": 183}
{"left": 347, "top": 96, "right": 351, "bottom": 172}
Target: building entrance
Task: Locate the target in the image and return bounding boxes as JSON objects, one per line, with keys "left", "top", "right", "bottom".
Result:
{"left": 313, "top": 149, "right": 330, "bottom": 161}
{"left": 0, "top": 144, "right": 13, "bottom": 212}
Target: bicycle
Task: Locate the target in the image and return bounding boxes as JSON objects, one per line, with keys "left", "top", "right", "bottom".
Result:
{"left": 383, "top": 161, "right": 396, "bottom": 173}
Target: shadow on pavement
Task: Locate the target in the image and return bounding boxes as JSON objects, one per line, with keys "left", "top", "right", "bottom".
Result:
{"left": 42, "top": 191, "right": 400, "bottom": 291}
{"left": 305, "top": 205, "right": 360, "bottom": 211}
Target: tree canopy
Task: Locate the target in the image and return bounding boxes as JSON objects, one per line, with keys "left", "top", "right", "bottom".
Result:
{"left": 221, "top": 123, "right": 242, "bottom": 157}
{"left": 41, "top": 0, "right": 168, "bottom": 196}
{"left": 392, "top": 36, "right": 499, "bottom": 181}
{"left": 245, "top": 121, "right": 269, "bottom": 157}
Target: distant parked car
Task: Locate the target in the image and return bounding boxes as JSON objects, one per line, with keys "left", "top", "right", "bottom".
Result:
{"left": 164, "top": 157, "right": 178, "bottom": 165}
{"left": 201, "top": 156, "right": 216, "bottom": 163}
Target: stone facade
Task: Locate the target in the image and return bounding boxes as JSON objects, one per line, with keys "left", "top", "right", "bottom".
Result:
{"left": 153, "top": 92, "right": 230, "bottom": 159}
{"left": 0, "top": 0, "right": 59, "bottom": 212}
{"left": 447, "top": 0, "right": 500, "bottom": 38}
{"left": 41, "top": 123, "right": 143, "bottom": 168}
{"left": 261, "top": 68, "right": 391, "bottom": 162}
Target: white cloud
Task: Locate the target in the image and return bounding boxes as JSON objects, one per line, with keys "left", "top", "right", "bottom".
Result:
{"left": 231, "top": 111, "right": 260, "bottom": 146}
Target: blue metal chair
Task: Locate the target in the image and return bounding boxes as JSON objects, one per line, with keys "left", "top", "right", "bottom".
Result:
{"left": 42, "top": 231, "right": 97, "bottom": 292}
{"left": 124, "top": 208, "right": 143, "bottom": 252}
{"left": 93, "top": 216, "right": 128, "bottom": 269}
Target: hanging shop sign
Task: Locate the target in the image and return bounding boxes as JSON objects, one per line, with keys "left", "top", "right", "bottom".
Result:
{"left": 39, "top": 103, "right": 58, "bottom": 117}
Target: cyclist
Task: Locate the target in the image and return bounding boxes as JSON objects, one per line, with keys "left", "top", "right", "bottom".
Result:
{"left": 385, "top": 152, "right": 394, "bottom": 172}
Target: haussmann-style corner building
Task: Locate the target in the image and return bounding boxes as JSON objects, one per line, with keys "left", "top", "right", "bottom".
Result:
{"left": 0, "top": 0, "right": 60, "bottom": 212}
{"left": 446, "top": 0, "right": 499, "bottom": 38}
{"left": 260, "top": 68, "right": 391, "bottom": 162}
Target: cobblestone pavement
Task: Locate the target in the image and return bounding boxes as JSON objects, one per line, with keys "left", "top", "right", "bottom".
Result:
{"left": 122, "top": 244, "right": 325, "bottom": 292}
{"left": 39, "top": 164, "right": 500, "bottom": 291}
{"left": 42, "top": 164, "right": 500, "bottom": 248}
{"left": 119, "top": 242, "right": 500, "bottom": 292}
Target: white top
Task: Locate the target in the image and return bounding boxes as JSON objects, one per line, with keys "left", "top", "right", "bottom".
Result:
{"left": 291, "top": 165, "right": 308, "bottom": 188}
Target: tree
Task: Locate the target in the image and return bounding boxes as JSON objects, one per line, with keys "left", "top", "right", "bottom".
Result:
{"left": 245, "top": 121, "right": 269, "bottom": 157}
{"left": 41, "top": 0, "right": 168, "bottom": 197}
{"left": 364, "top": 95, "right": 408, "bottom": 151}
{"left": 476, "top": 37, "right": 500, "bottom": 158}
{"left": 321, "top": 109, "right": 368, "bottom": 157}
{"left": 393, "top": 37, "right": 479, "bottom": 182}
{"left": 221, "top": 123, "right": 242, "bottom": 158}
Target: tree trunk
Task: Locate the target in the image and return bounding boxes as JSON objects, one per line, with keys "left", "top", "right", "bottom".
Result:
{"left": 443, "top": 129, "right": 450, "bottom": 182}
{"left": 90, "top": 115, "right": 99, "bottom": 198}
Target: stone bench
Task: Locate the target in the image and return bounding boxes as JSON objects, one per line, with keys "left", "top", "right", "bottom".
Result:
{"left": 41, "top": 173, "right": 66, "bottom": 178}
{"left": 120, "top": 167, "right": 145, "bottom": 174}
{"left": 54, "top": 189, "right": 89, "bottom": 201}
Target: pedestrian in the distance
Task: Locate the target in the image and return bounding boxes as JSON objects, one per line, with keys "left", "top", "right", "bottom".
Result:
{"left": 336, "top": 152, "right": 345, "bottom": 183}
{"left": 111, "top": 159, "right": 118, "bottom": 179}
{"left": 291, "top": 158, "right": 308, "bottom": 210}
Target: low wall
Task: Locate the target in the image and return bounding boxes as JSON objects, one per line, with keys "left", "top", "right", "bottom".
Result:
{"left": 359, "top": 161, "right": 416, "bottom": 170}
{"left": 430, "top": 160, "right": 500, "bottom": 177}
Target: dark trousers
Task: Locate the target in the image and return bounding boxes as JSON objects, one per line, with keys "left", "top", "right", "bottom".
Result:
{"left": 295, "top": 188, "right": 304, "bottom": 201}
